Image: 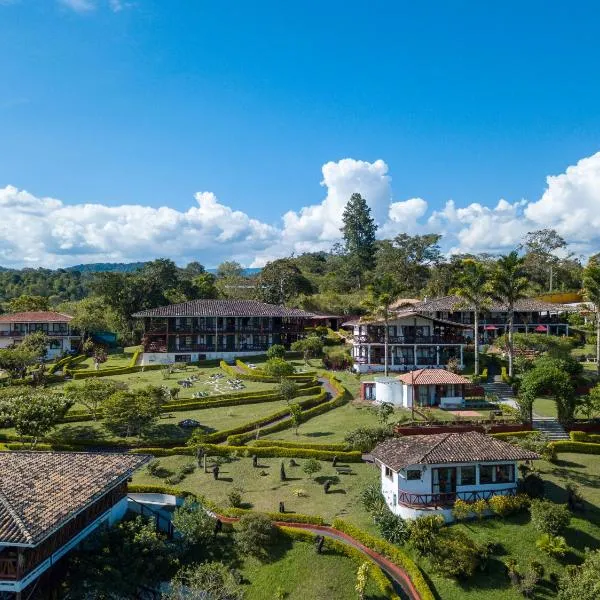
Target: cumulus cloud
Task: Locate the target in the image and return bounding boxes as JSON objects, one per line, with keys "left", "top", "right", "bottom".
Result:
{"left": 2, "top": 151, "right": 600, "bottom": 269}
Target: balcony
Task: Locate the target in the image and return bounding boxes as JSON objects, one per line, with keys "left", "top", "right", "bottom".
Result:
{"left": 0, "top": 329, "right": 73, "bottom": 337}
{"left": 397, "top": 487, "right": 515, "bottom": 508}
{"left": 354, "top": 335, "right": 465, "bottom": 345}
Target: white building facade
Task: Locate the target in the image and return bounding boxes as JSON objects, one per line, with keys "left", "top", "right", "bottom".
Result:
{"left": 372, "top": 431, "right": 539, "bottom": 522}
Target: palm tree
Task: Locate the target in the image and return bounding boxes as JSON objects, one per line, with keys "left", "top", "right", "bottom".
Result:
{"left": 366, "top": 275, "right": 400, "bottom": 377}
{"left": 582, "top": 254, "right": 600, "bottom": 377}
{"left": 452, "top": 259, "right": 491, "bottom": 378}
{"left": 491, "top": 251, "right": 528, "bottom": 378}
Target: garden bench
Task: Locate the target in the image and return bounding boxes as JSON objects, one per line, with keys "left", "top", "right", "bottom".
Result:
{"left": 335, "top": 466, "right": 353, "bottom": 475}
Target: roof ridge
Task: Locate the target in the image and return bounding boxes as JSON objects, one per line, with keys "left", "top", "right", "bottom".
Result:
{"left": 0, "top": 489, "right": 33, "bottom": 544}
{"left": 418, "top": 432, "right": 452, "bottom": 464}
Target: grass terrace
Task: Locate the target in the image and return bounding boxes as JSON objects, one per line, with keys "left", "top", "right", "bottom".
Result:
{"left": 132, "top": 454, "right": 380, "bottom": 531}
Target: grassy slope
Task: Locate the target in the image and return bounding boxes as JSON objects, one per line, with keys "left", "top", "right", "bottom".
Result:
{"left": 425, "top": 453, "right": 600, "bottom": 600}
{"left": 241, "top": 538, "right": 386, "bottom": 600}
{"left": 132, "top": 454, "right": 379, "bottom": 530}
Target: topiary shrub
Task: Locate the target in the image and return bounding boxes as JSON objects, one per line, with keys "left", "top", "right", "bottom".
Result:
{"left": 234, "top": 513, "right": 275, "bottom": 560}
{"left": 530, "top": 499, "right": 571, "bottom": 535}
{"left": 536, "top": 533, "right": 568, "bottom": 557}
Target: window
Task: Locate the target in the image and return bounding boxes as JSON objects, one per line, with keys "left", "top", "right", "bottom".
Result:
{"left": 459, "top": 466, "right": 476, "bottom": 486}
{"left": 479, "top": 464, "right": 493, "bottom": 484}
{"left": 495, "top": 464, "right": 514, "bottom": 483}
{"left": 406, "top": 469, "right": 421, "bottom": 480}
{"left": 384, "top": 466, "right": 393, "bottom": 480}
{"left": 174, "top": 354, "right": 191, "bottom": 363}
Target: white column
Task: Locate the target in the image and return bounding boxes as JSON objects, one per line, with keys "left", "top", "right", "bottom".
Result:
{"left": 459, "top": 345, "right": 464, "bottom": 367}
{"left": 436, "top": 346, "right": 440, "bottom": 366}
{"left": 413, "top": 344, "right": 418, "bottom": 367}
{"left": 367, "top": 345, "right": 372, "bottom": 364}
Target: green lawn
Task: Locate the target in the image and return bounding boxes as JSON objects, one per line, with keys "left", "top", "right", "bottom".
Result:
{"left": 261, "top": 401, "right": 409, "bottom": 444}
{"left": 423, "top": 453, "right": 600, "bottom": 600}
{"left": 132, "top": 454, "right": 379, "bottom": 530}
{"left": 533, "top": 396, "right": 559, "bottom": 418}
{"left": 241, "top": 537, "right": 386, "bottom": 600}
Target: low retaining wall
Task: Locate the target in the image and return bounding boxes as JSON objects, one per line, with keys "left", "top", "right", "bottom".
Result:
{"left": 394, "top": 423, "right": 531, "bottom": 436}
{"left": 565, "top": 422, "right": 600, "bottom": 433}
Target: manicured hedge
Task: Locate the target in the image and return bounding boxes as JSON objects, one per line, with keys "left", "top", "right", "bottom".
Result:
{"left": 130, "top": 446, "right": 193, "bottom": 456}
{"left": 127, "top": 483, "right": 194, "bottom": 497}
{"left": 278, "top": 526, "right": 400, "bottom": 600}
{"left": 223, "top": 507, "right": 324, "bottom": 525}
{"left": 49, "top": 353, "right": 86, "bottom": 375}
{"left": 192, "top": 442, "right": 362, "bottom": 462}
{"left": 236, "top": 359, "right": 317, "bottom": 380}
{"left": 491, "top": 431, "right": 538, "bottom": 440}
{"left": 570, "top": 430, "right": 600, "bottom": 443}
{"left": 249, "top": 440, "right": 349, "bottom": 452}
{"left": 332, "top": 519, "right": 435, "bottom": 600}
{"left": 549, "top": 440, "right": 600, "bottom": 455}
{"left": 5, "top": 442, "right": 54, "bottom": 451}
{"left": 68, "top": 363, "right": 163, "bottom": 379}
{"left": 221, "top": 360, "right": 317, "bottom": 384}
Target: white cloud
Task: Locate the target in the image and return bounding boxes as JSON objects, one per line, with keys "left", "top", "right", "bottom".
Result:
{"left": 2, "top": 151, "right": 600, "bottom": 269}
{"left": 58, "top": 0, "right": 96, "bottom": 11}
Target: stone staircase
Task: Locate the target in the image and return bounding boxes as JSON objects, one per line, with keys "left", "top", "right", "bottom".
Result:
{"left": 532, "top": 417, "right": 570, "bottom": 441}
{"left": 481, "top": 381, "right": 516, "bottom": 402}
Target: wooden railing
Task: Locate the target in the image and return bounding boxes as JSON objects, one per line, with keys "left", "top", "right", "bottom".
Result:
{"left": 0, "top": 556, "right": 18, "bottom": 580}
{"left": 397, "top": 487, "right": 515, "bottom": 508}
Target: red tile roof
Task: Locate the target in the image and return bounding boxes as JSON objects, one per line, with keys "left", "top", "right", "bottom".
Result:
{"left": 132, "top": 299, "right": 316, "bottom": 319}
{"left": 0, "top": 452, "right": 149, "bottom": 546}
{"left": 371, "top": 431, "right": 539, "bottom": 471}
{"left": 0, "top": 311, "right": 73, "bottom": 323}
{"left": 396, "top": 369, "right": 471, "bottom": 385}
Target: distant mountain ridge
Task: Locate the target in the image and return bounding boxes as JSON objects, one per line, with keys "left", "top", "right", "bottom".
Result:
{"left": 0, "top": 262, "right": 262, "bottom": 275}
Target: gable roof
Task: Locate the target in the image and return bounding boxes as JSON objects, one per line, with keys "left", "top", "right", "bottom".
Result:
{"left": 396, "top": 369, "right": 471, "bottom": 385}
{"left": 371, "top": 431, "right": 539, "bottom": 471}
{"left": 342, "top": 311, "right": 469, "bottom": 328}
{"left": 0, "top": 452, "right": 149, "bottom": 546}
{"left": 0, "top": 311, "right": 73, "bottom": 323}
{"left": 132, "top": 300, "right": 316, "bottom": 319}
{"left": 414, "top": 295, "right": 577, "bottom": 313}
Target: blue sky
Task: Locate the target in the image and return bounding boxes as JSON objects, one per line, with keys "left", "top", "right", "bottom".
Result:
{"left": 1, "top": 0, "right": 600, "bottom": 268}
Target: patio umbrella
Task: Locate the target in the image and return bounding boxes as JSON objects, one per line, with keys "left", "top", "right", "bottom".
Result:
{"left": 535, "top": 325, "right": 548, "bottom": 332}
{"left": 484, "top": 325, "right": 498, "bottom": 330}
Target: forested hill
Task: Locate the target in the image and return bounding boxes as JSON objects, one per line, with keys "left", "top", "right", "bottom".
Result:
{"left": 65, "top": 262, "right": 148, "bottom": 273}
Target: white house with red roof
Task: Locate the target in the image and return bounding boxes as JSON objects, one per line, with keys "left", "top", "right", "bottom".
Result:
{"left": 371, "top": 431, "right": 539, "bottom": 521}
{"left": 361, "top": 368, "right": 472, "bottom": 409}
{"left": 0, "top": 311, "right": 80, "bottom": 359}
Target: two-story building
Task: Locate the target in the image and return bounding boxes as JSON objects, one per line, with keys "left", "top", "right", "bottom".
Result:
{"left": 371, "top": 431, "right": 539, "bottom": 522}
{"left": 0, "top": 451, "right": 149, "bottom": 598}
{"left": 345, "top": 310, "right": 468, "bottom": 373}
{"left": 0, "top": 312, "right": 80, "bottom": 360}
{"left": 414, "top": 296, "right": 575, "bottom": 343}
{"left": 133, "top": 299, "right": 316, "bottom": 365}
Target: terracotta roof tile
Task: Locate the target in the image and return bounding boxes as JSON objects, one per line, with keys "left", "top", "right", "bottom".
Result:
{"left": 0, "top": 452, "right": 149, "bottom": 546}
{"left": 132, "top": 300, "right": 316, "bottom": 319}
{"left": 414, "top": 295, "right": 577, "bottom": 313}
{"left": 0, "top": 311, "right": 73, "bottom": 323}
{"left": 371, "top": 431, "right": 539, "bottom": 471}
{"left": 396, "top": 369, "right": 471, "bottom": 385}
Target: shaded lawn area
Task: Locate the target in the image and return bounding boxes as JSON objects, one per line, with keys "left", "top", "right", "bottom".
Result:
{"left": 241, "top": 537, "right": 387, "bottom": 600}
{"left": 261, "top": 401, "right": 410, "bottom": 444}
{"left": 534, "top": 396, "right": 559, "bottom": 418}
{"left": 422, "top": 453, "right": 600, "bottom": 600}
{"left": 1, "top": 399, "right": 295, "bottom": 444}
{"left": 132, "top": 454, "right": 380, "bottom": 530}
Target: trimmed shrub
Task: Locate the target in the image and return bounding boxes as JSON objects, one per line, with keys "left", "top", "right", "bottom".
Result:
{"left": 452, "top": 499, "right": 472, "bottom": 521}
{"left": 530, "top": 499, "right": 571, "bottom": 535}
{"left": 266, "top": 345, "right": 286, "bottom": 360}
{"left": 408, "top": 515, "right": 444, "bottom": 556}
{"left": 488, "top": 493, "right": 530, "bottom": 517}
{"left": 536, "top": 533, "right": 568, "bottom": 557}
{"left": 430, "top": 529, "right": 486, "bottom": 579}
{"left": 471, "top": 498, "right": 488, "bottom": 519}
{"left": 249, "top": 439, "right": 348, "bottom": 452}
{"left": 551, "top": 440, "right": 600, "bottom": 455}
{"left": 234, "top": 513, "right": 275, "bottom": 560}
{"left": 227, "top": 488, "right": 243, "bottom": 508}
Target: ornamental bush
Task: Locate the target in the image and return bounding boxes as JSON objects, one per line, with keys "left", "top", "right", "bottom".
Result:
{"left": 375, "top": 510, "right": 409, "bottom": 544}
{"left": 452, "top": 499, "right": 472, "bottom": 521}
{"left": 262, "top": 358, "right": 295, "bottom": 378}
{"left": 429, "top": 529, "right": 484, "bottom": 579}
{"left": 266, "top": 344, "right": 287, "bottom": 360}
{"left": 227, "top": 488, "right": 243, "bottom": 508}
{"left": 234, "top": 513, "right": 275, "bottom": 560}
{"left": 536, "top": 533, "right": 569, "bottom": 557}
{"left": 360, "top": 483, "right": 387, "bottom": 517}
{"left": 408, "top": 515, "right": 444, "bottom": 556}
{"left": 488, "top": 493, "right": 529, "bottom": 517}
{"left": 530, "top": 499, "right": 571, "bottom": 536}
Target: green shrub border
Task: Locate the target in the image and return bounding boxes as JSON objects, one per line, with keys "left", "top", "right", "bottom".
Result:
{"left": 332, "top": 519, "right": 435, "bottom": 600}
{"left": 570, "top": 430, "right": 600, "bottom": 443}
{"left": 549, "top": 440, "right": 600, "bottom": 455}
{"left": 249, "top": 439, "right": 348, "bottom": 452}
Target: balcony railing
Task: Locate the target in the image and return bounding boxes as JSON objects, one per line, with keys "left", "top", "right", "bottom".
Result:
{"left": 0, "top": 330, "right": 73, "bottom": 337}
{"left": 397, "top": 487, "right": 515, "bottom": 508}
{"left": 353, "top": 335, "right": 465, "bottom": 345}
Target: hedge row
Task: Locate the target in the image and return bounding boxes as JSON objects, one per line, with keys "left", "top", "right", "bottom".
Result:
{"left": 221, "top": 360, "right": 317, "bottom": 384}
{"left": 199, "top": 391, "right": 328, "bottom": 444}
{"left": 49, "top": 353, "right": 86, "bottom": 375}
{"left": 491, "top": 431, "right": 538, "bottom": 440}
{"left": 222, "top": 507, "right": 324, "bottom": 525}
{"left": 130, "top": 446, "right": 193, "bottom": 456}
{"left": 332, "top": 519, "right": 434, "bottom": 600}
{"left": 570, "top": 431, "right": 600, "bottom": 443}
{"left": 236, "top": 359, "right": 317, "bottom": 380}
{"left": 249, "top": 439, "right": 349, "bottom": 452}
{"left": 5, "top": 442, "right": 55, "bottom": 451}
{"left": 191, "top": 442, "right": 362, "bottom": 462}
{"left": 549, "top": 441, "right": 600, "bottom": 455}
{"left": 68, "top": 363, "right": 163, "bottom": 379}
{"left": 278, "top": 526, "right": 400, "bottom": 600}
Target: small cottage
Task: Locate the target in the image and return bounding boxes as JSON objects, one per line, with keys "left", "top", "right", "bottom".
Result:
{"left": 371, "top": 431, "right": 539, "bottom": 522}
{"left": 361, "top": 368, "right": 471, "bottom": 409}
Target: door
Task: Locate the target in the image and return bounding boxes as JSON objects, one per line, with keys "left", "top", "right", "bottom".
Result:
{"left": 432, "top": 467, "right": 457, "bottom": 498}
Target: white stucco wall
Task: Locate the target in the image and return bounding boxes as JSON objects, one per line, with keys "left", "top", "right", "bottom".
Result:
{"left": 140, "top": 350, "right": 265, "bottom": 365}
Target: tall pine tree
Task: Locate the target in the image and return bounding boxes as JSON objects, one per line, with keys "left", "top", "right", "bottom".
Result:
{"left": 340, "top": 193, "right": 378, "bottom": 288}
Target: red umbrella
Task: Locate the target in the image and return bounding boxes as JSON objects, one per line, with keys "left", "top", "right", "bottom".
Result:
{"left": 484, "top": 325, "right": 498, "bottom": 331}
{"left": 535, "top": 325, "right": 548, "bottom": 332}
